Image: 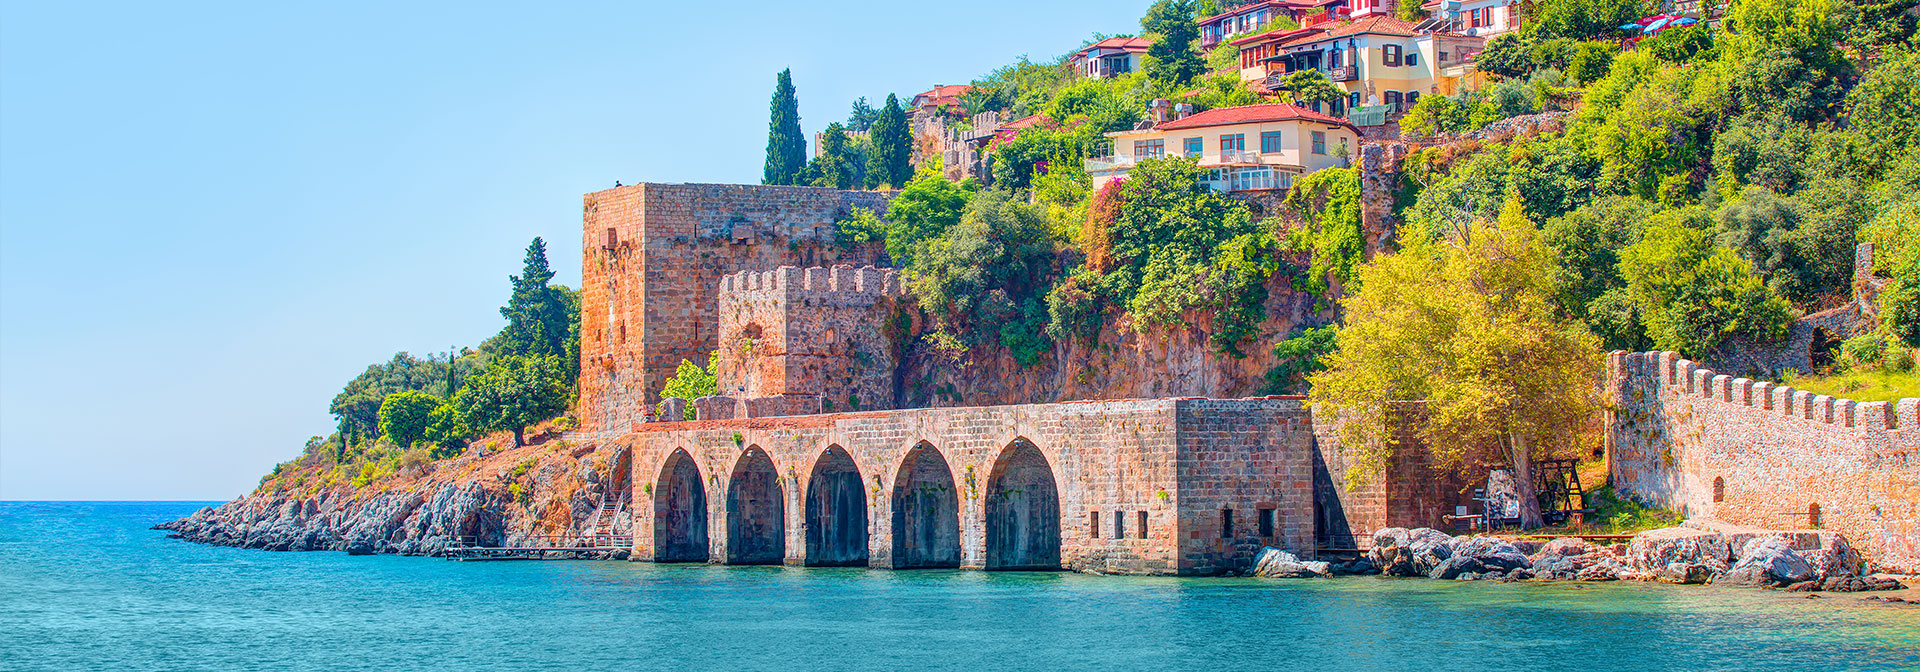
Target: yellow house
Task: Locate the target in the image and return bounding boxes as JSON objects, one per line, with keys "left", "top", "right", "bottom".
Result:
{"left": 1244, "top": 15, "right": 1486, "bottom": 111}
{"left": 1086, "top": 104, "right": 1360, "bottom": 193}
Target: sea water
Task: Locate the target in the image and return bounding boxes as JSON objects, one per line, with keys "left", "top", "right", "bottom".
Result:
{"left": 2, "top": 502, "right": 1915, "bottom": 671}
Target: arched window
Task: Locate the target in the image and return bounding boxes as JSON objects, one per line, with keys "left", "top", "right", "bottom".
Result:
{"left": 1809, "top": 503, "right": 1822, "bottom": 528}
{"left": 1712, "top": 477, "right": 1725, "bottom": 502}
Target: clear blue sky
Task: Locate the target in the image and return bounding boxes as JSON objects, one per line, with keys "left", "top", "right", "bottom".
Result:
{"left": 0, "top": 0, "right": 1150, "bottom": 500}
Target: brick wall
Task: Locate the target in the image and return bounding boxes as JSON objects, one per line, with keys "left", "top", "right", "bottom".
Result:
{"left": 578, "top": 183, "right": 892, "bottom": 434}
{"left": 618, "top": 397, "right": 1315, "bottom": 575}
{"left": 1607, "top": 350, "right": 1920, "bottom": 572}
{"left": 713, "top": 265, "right": 906, "bottom": 413}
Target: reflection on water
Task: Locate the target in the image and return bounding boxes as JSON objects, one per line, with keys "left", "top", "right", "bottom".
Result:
{"left": 2, "top": 502, "right": 1915, "bottom": 670}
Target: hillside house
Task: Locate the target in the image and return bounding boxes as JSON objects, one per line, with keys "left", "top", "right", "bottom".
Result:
{"left": 912, "top": 85, "right": 973, "bottom": 118}
{"left": 1085, "top": 103, "right": 1358, "bottom": 193}
{"left": 1198, "top": 0, "right": 1338, "bottom": 51}
{"left": 1070, "top": 37, "right": 1154, "bottom": 78}
{"left": 1419, "top": 0, "right": 1523, "bottom": 37}
{"left": 1243, "top": 15, "right": 1484, "bottom": 113}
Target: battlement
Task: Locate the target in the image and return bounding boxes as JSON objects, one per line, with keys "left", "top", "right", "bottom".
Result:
{"left": 1611, "top": 350, "right": 1919, "bottom": 433}
{"left": 718, "top": 265, "right": 905, "bottom": 300}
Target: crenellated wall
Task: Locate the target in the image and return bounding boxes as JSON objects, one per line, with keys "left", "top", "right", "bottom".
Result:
{"left": 1607, "top": 350, "right": 1920, "bottom": 572}
{"left": 713, "top": 265, "right": 908, "bottom": 415}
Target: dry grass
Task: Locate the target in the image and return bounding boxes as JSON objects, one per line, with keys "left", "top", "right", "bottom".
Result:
{"left": 1781, "top": 368, "right": 1920, "bottom": 404}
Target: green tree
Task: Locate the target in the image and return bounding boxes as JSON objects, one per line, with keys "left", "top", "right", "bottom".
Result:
{"left": 866, "top": 94, "right": 912, "bottom": 188}
{"left": 763, "top": 69, "right": 806, "bottom": 186}
{"left": 497, "top": 238, "right": 576, "bottom": 377}
{"left": 1283, "top": 167, "right": 1363, "bottom": 298}
{"left": 1309, "top": 200, "right": 1603, "bottom": 529}
{"left": 424, "top": 403, "right": 468, "bottom": 456}
{"left": 1278, "top": 70, "right": 1345, "bottom": 108}
{"left": 847, "top": 96, "right": 877, "bottom": 132}
{"left": 451, "top": 354, "right": 570, "bottom": 447}
{"left": 812, "top": 122, "right": 856, "bottom": 189}
{"left": 907, "top": 189, "right": 1057, "bottom": 366}
{"left": 1261, "top": 325, "right": 1338, "bottom": 394}
{"left": 1844, "top": 38, "right": 1920, "bottom": 174}
{"left": 1477, "top": 34, "right": 1535, "bottom": 79}
{"left": 879, "top": 170, "right": 975, "bottom": 267}
{"left": 1618, "top": 208, "right": 1793, "bottom": 355}
{"left": 657, "top": 352, "right": 717, "bottom": 420}
{"left": 377, "top": 390, "right": 441, "bottom": 448}
{"left": 1524, "top": 0, "right": 1650, "bottom": 40}
{"left": 328, "top": 352, "right": 481, "bottom": 446}
{"left": 1143, "top": 0, "right": 1205, "bottom": 85}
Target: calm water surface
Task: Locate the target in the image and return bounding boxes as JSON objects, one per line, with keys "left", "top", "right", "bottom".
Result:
{"left": 3, "top": 502, "right": 1916, "bottom": 671}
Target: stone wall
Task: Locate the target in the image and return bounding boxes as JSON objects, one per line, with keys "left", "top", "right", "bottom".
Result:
{"left": 713, "top": 265, "right": 907, "bottom": 414}
{"left": 577, "top": 183, "right": 892, "bottom": 435}
{"left": 618, "top": 397, "right": 1315, "bottom": 575}
{"left": 1606, "top": 350, "right": 1920, "bottom": 572}
{"left": 1703, "top": 243, "right": 1882, "bottom": 377}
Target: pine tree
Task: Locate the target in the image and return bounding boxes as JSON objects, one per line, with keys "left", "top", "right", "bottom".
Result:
{"left": 762, "top": 69, "right": 806, "bottom": 185}
{"left": 498, "top": 238, "right": 573, "bottom": 372}
{"left": 848, "top": 96, "right": 878, "bottom": 132}
{"left": 1144, "top": 0, "right": 1205, "bottom": 85}
{"left": 865, "top": 94, "right": 912, "bottom": 189}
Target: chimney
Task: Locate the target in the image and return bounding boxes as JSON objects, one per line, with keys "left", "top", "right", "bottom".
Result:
{"left": 1149, "top": 98, "right": 1172, "bottom": 123}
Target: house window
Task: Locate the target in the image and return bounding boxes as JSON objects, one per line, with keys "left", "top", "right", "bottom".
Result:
{"left": 1219, "top": 133, "right": 1245, "bottom": 153}
{"left": 1137, "top": 511, "right": 1148, "bottom": 539}
{"left": 1329, "top": 49, "right": 1342, "bottom": 68}
{"left": 1470, "top": 8, "right": 1486, "bottom": 27}
{"left": 1406, "top": 90, "right": 1420, "bottom": 106}
{"left": 1349, "top": 92, "right": 1362, "bottom": 109}
{"left": 1133, "top": 139, "right": 1165, "bottom": 159}
{"left": 1260, "top": 131, "right": 1283, "bottom": 154}
{"left": 1332, "top": 98, "right": 1345, "bottom": 117}
{"left": 1220, "top": 508, "right": 1235, "bottom": 538}
{"left": 1230, "top": 166, "right": 1276, "bottom": 191}
{"left": 1383, "top": 44, "right": 1402, "bottom": 66}
{"left": 1384, "top": 90, "right": 1403, "bottom": 108}
{"left": 1090, "top": 511, "right": 1100, "bottom": 538}
{"left": 1439, "top": 50, "right": 1450, "bottom": 63}
{"left": 1406, "top": 52, "right": 1419, "bottom": 67}
{"left": 1258, "top": 508, "right": 1275, "bottom": 537}
{"left": 1183, "top": 137, "right": 1203, "bottom": 157}
{"left": 1311, "top": 131, "right": 1327, "bottom": 155}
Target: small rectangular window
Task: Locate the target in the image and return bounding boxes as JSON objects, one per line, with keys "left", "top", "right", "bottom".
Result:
{"left": 1311, "top": 131, "right": 1327, "bottom": 155}
{"left": 603, "top": 227, "right": 618, "bottom": 250}
{"left": 1137, "top": 511, "right": 1148, "bottom": 539}
{"left": 1219, "top": 134, "right": 1245, "bottom": 153}
{"left": 1115, "top": 511, "right": 1126, "bottom": 539}
{"left": 1220, "top": 508, "right": 1235, "bottom": 538}
{"left": 1184, "top": 137, "right": 1203, "bottom": 156}
{"left": 1090, "top": 511, "right": 1100, "bottom": 538}
{"left": 1383, "top": 44, "right": 1402, "bottom": 67}
{"left": 1259, "top": 508, "right": 1275, "bottom": 537}
{"left": 1260, "top": 131, "right": 1283, "bottom": 154}
{"left": 1406, "top": 52, "right": 1419, "bottom": 67}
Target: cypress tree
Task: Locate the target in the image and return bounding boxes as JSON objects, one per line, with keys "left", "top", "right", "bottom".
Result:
{"left": 865, "top": 94, "right": 912, "bottom": 189}
{"left": 1144, "top": 0, "right": 1205, "bottom": 85}
{"left": 762, "top": 69, "right": 806, "bottom": 186}
{"left": 499, "top": 237, "right": 569, "bottom": 361}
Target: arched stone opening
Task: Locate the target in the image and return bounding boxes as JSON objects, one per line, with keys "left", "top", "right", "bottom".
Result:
{"left": 1811, "top": 327, "right": 1840, "bottom": 369}
{"left": 653, "top": 449, "right": 708, "bottom": 562}
{"left": 726, "top": 447, "right": 785, "bottom": 564}
{"left": 1712, "top": 477, "right": 1725, "bottom": 503}
{"left": 804, "top": 445, "right": 868, "bottom": 567}
{"left": 1808, "top": 502, "right": 1822, "bottom": 529}
{"left": 890, "top": 442, "right": 961, "bottom": 569}
{"left": 984, "top": 438, "right": 1061, "bottom": 570}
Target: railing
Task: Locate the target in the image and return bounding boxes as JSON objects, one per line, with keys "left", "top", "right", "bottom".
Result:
{"left": 1327, "top": 65, "right": 1359, "bottom": 82}
{"left": 1083, "top": 154, "right": 1138, "bottom": 172}
{"left": 1211, "top": 149, "right": 1261, "bottom": 164}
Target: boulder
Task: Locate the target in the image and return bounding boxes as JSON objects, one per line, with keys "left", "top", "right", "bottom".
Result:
{"left": 1575, "top": 559, "right": 1625, "bottom": 581}
{"left": 1368, "top": 528, "right": 1416, "bottom": 576}
{"left": 1529, "top": 537, "right": 1595, "bottom": 563}
{"left": 1251, "top": 547, "right": 1332, "bottom": 578}
{"left": 1657, "top": 562, "right": 1712, "bottom": 585}
{"left": 1407, "top": 528, "right": 1458, "bottom": 575}
{"left": 1723, "top": 537, "right": 1815, "bottom": 587}
{"left": 1428, "top": 536, "right": 1529, "bottom": 580}
{"left": 1627, "top": 528, "right": 1733, "bottom": 573}
{"left": 1331, "top": 558, "right": 1378, "bottom": 575}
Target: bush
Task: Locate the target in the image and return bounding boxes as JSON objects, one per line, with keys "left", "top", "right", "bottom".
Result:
{"left": 1841, "top": 334, "right": 1885, "bottom": 370}
{"left": 377, "top": 390, "right": 441, "bottom": 448}
{"left": 1888, "top": 346, "right": 1915, "bottom": 373}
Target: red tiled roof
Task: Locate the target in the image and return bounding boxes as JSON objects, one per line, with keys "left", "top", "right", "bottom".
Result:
{"left": 1199, "top": 0, "right": 1325, "bottom": 24}
{"left": 1151, "top": 103, "right": 1353, "bottom": 131}
{"left": 1230, "top": 25, "right": 1326, "bottom": 47}
{"left": 1317, "top": 15, "right": 1423, "bottom": 38}
{"left": 1002, "top": 114, "right": 1055, "bottom": 130}
{"left": 915, "top": 84, "right": 973, "bottom": 101}
{"left": 1073, "top": 36, "right": 1154, "bottom": 58}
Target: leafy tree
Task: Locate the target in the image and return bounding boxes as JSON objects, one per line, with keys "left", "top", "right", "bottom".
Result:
{"left": 1541, "top": 195, "right": 1659, "bottom": 319}
{"left": 762, "top": 69, "right": 806, "bottom": 186}
{"left": 1642, "top": 24, "right": 1715, "bottom": 63}
{"left": 1862, "top": 193, "right": 1920, "bottom": 346}
{"left": 1283, "top": 167, "right": 1363, "bottom": 298}
{"left": 1278, "top": 70, "right": 1344, "bottom": 108}
{"left": 1261, "top": 325, "right": 1338, "bottom": 394}
{"left": 329, "top": 351, "right": 481, "bottom": 445}
{"left": 1477, "top": 34, "right": 1535, "bottom": 79}
{"left": 423, "top": 403, "right": 468, "bottom": 456}
{"left": 812, "top": 122, "right": 856, "bottom": 189}
{"left": 1618, "top": 208, "right": 1793, "bottom": 355}
{"left": 377, "top": 390, "right": 441, "bottom": 448}
{"left": 1524, "top": 0, "right": 1651, "bottom": 40}
{"left": 1844, "top": 38, "right": 1920, "bottom": 174}
{"left": 907, "top": 189, "right": 1057, "bottom": 366}
{"left": 865, "top": 94, "right": 912, "bottom": 188}
{"left": 1143, "top": 0, "right": 1205, "bottom": 85}
{"left": 1310, "top": 200, "right": 1603, "bottom": 529}
{"left": 451, "top": 354, "right": 570, "bottom": 447}
{"left": 847, "top": 96, "right": 877, "bottom": 132}
{"left": 879, "top": 171, "right": 976, "bottom": 267}
{"left": 657, "top": 352, "right": 717, "bottom": 420}
{"left": 1714, "top": 188, "right": 1845, "bottom": 305}
{"left": 1564, "top": 41, "right": 1618, "bottom": 85}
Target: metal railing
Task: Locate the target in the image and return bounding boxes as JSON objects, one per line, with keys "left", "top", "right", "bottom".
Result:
{"left": 1083, "top": 154, "right": 1138, "bottom": 172}
{"left": 1327, "top": 65, "right": 1359, "bottom": 82}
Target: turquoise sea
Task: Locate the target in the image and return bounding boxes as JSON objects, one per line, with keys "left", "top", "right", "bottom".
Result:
{"left": 3, "top": 502, "right": 1916, "bottom": 671}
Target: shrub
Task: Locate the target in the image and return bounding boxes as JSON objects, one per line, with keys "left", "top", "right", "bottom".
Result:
{"left": 1841, "top": 334, "right": 1885, "bottom": 370}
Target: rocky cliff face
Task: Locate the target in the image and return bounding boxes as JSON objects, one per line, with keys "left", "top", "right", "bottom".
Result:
{"left": 157, "top": 437, "right": 631, "bottom": 557}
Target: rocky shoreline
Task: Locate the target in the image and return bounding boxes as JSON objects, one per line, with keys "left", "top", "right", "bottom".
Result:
{"left": 1250, "top": 524, "right": 1912, "bottom": 601}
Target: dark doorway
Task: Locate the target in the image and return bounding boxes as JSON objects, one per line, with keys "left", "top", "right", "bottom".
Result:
{"left": 890, "top": 442, "right": 961, "bottom": 569}
{"left": 726, "top": 447, "right": 785, "bottom": 565}
{"left": 984, "top": 438, "right": 1061, "bottom": 570}
{"left": 1811, "top": 327, "right": 1841, "bottom": 369}
{"left": 653, "top": 449, "right": 708, "bottom": 562}
{"left": 805, "top": 446, "right": 868, "bottom": 567}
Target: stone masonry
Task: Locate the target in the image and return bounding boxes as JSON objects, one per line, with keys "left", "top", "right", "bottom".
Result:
{"left": 1606, "top": 350, "right": 1920, "bottom": 572}
{"left": 617, "top": 397, "right": 1315, "bottom": 575}
{"left": 577, "top": 183, "right": 892, "bottom": 434}
{"left": 712, "top": 265, "right": 908, "bottom": 416}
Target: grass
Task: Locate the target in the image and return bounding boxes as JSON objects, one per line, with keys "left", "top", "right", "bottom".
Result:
{"left": 1780, "top": 367, "right": 1920, "bottom": 403}
{"left": 1580, "top": 484, "right": 1682, "bottom": 534}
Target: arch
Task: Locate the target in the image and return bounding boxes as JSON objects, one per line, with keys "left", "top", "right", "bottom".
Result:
{"left": 652, "top": 449, "right": 708, "bottom": 562}
{"left": 1811, "top": 327, "right": 1840, "bottom": 369}
{"left": 726, "top": 446, "right": 785, "bottom": 565}
{"left": 1808, "top": 502, "right": 1822, "bottom": 529}
{"left": 890, "top": 442, "right": 961, "bottom": 569}
{"left": 1712, "top": 477, "right": 1725, "bottom": 503}
{"left": 984, "top": 438, "right": 1061, "bottom": 570}
{"left": 804, "top": 445, "right": 868, "bottom": 567}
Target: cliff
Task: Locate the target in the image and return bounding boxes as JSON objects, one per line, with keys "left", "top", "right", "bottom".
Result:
{"left": 157, "top": 428, "right": 631, "bottom": 557}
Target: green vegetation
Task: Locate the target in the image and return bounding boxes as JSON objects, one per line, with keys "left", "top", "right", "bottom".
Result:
{"left": 376, "top": 390, "right": 440, "bottom": 449}
{"left": 865, "top": 94, "right": 912, "bottom": 189}
{"left": 1581, "top": 484, "right": 1684, "bottom": 534}
{"left": 658, "top": 352, "right": 718, "bottom": 420}
{"left": 762, "top": 69, "right": 807, "bottom": 186}
{"left": 451, "top": 353, "right": 570, "bottom": 448}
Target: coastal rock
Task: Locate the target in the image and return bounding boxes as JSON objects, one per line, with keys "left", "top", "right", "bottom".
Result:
{"left": 1723, "top": 537, "right": 1815, "bottom": 586}
{"left": 346, "top": 540, "right": 375, "bottom": 556}
{"left": 1529, "top": 537, "right": 1595, "bottom": 563}
{"left": 1252, "top": 548, "right": 1332, "bottom": 578}
{"left": 1627, "top": 528, "right": 1733, "bottom": 573}
{"left": 1330, "top": 558, "right": 1378, "bottom": 575}
{"left": 1367, "top": 527, "right": 1457, "bottom": 577}
{"left": 1428, "top": 536, "right": 1528, "bottom": 580}
{"left": 1657, "top": 562, "right": 1712, "bottom": 585}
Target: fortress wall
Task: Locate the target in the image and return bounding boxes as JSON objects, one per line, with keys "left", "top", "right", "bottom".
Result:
{"left": 621, "top": 397, "right": 1315, "bottom": 575}
{"left": 578, "top": 183, "right": 891, "bottom": 434}
{"left": 714, "top": 265, "right": 906, "bottom": 412}
{"left": 1608, "top": 350, "right": 1920, "bottom": 572}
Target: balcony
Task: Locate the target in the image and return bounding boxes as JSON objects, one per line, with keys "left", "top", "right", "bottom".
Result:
{"left": 1084, "top": 154, "right": 1138, "bottom": 173}
{"left": 1210, "top": 149, "right": 1262, "bottom": 165}
{"left": 1327, "top": 65, "right": 1359, "bottom": 82}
